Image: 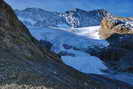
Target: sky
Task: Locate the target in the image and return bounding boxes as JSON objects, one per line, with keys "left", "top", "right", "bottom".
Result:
{"left": 6, "top": 0, "right": 133, "bottom": 17}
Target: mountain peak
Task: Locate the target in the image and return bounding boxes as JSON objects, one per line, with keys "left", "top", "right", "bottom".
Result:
{"left": 23, "top": 7, "right": 45, "bottom": 12}
{"left": 64, "top": 8, "right": 112, "bottom": 27}
{"left": 69, "top": 8, "right": 85, "bottom": 12}
{"left": 88, "top": 9, "right": 112, "bottom": 17}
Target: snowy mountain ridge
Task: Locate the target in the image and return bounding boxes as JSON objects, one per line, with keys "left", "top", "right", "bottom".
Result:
{"left": 15, "top": 8, "right": 112, "bottom": 28}
{"left": 15, "top": 8, "right": 65, "bottom": 27}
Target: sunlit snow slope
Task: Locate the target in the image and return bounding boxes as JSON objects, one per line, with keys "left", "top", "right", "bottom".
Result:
{"left": 50, "top": 26, "right": 101, "bottom": 39}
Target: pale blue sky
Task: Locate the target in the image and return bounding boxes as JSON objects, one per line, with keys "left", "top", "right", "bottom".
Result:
{"left": 6, "top": 0, "right": 133, "bottom": 17}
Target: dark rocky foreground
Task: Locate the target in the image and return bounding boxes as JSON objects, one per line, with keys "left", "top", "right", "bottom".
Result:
{"left": 0, "top": 0, "right": 133, "bottom": 89}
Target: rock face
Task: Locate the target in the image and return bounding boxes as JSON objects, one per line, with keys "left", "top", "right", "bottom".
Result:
{"left": 93, "top": 17, "right": 133, "bottom": 73}
{"left": 106, "top": 34, "right": 133, "bottom": 73}
{"left": 93, "top": 34, "right": 133, "bottom": 73}
{"left": 0, "top": 1, "right": 133, "bottom": 89}
{"left": 99, "top": 17, "right": 133, "bottom": 39}
{"left": 63, "top": 8, "right": 112, "bottom": 27}
{"left": 15, "top": 8, "right": 111, "bottom": 28}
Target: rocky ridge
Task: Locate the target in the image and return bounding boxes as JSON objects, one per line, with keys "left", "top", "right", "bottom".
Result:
{"left": 92, "top": 17, "right": 133, "bottom": 73}
{"left": 99, "top": 17, "right": 133, "bottom": 39}
{"left": 63, "top": 8, "right": 112, "bottom": 27}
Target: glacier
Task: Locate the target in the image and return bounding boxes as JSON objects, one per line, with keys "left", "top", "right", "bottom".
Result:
{"left": 28, "top": 26, "right": 109, "bottom": 74}
{"left": 27, "top": 26, "right": 133, "bottom": 85}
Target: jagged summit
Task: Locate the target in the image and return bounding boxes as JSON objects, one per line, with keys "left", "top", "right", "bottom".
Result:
{"left": 62, "top": 8, "right": 112, "bottom": 27}
{"left": 88, "top": 9, "right": 112, "bottom": 17}
{"left": 66, "top": 8, "right": 87, "bottom": 13}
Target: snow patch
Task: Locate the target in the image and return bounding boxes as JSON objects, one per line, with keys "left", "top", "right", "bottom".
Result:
{"left": 57, "top": 24, "right": 70, "bottom": 28}
{"left": 49, "top": 26, "right": 102, "bottom": 40}
{"left": 70, "top": 26, "right": 101, "bottom": 39}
